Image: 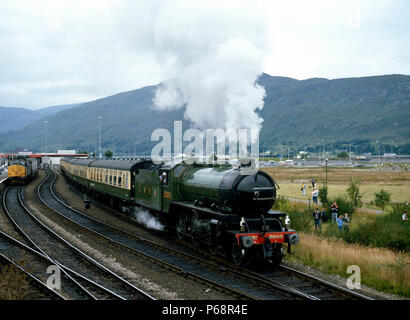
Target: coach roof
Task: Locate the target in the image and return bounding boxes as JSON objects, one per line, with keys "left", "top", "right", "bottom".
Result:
{"left": 90, "top": 159, "right": 147, "bottom": 170}
{"left": 62, "top": 158, "right": 95, "bottom": 166}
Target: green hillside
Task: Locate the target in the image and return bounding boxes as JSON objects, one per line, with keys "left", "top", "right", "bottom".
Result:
{"left": 0, "top": 74, "right": 409, "bottom": 155}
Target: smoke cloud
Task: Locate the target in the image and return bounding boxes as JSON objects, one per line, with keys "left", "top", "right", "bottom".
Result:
{"left": 132, "top": 208, "right": 165, "bottom": 231}
{"left": 151, "top": 0, "right": 268, "bottom": 132}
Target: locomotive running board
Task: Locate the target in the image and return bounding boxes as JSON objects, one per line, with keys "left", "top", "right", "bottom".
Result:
{"left": 267, "top": 210, "right": 288, "bottom": 217}
{"left": 171, "top": 201, "right": 238, "bottom": 220}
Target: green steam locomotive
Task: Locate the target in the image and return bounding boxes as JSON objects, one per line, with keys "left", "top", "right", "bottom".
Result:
{"left": 60, "top": 158, "right": 299, "bottom": 266}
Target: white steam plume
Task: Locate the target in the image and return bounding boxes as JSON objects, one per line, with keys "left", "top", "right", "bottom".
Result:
{"left": 151, "top": 0, "right": 268, "bottom": 133}
{"left": 132, "top": 208, "right": 165, "bottom": 231}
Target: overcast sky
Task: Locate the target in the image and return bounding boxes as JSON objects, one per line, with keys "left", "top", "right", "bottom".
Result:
{"left": 1, "top": 0, "right": 409, "bottom": 109}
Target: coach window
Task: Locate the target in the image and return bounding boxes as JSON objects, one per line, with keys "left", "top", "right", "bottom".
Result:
{"left": 105, "top": 171, "right": 108, "bottom": 183}
{"left": 109, "top": 172, "right": 112, "bottom": 184}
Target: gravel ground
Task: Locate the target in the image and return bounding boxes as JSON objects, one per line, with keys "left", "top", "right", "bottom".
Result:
{"left": 24, "top": 170, "right": 233, "bottom": 300}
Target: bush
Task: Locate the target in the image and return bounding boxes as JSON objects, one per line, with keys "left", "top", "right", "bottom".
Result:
{"left": 374, "top": 189, "right": 391, "bottom": 211}
{"left": 288, "top": 208, "right": 313, "bottom": 233}
{"left": 344, "top": 203, "right": 410, "bottom": 251}
{"left": 346, "top": 179, "right": 362, "bottom": 208}
{"left": 318, "top": 186, "right": 329, "bottom": 206}
{"left": 104, "top": 149, "right": 113, "bottom": 158}
{"left": 273, "top": 196, "right": 313, "bottom": 233}
{"left": 324, "top": 196, "right": 355, "bottom": 222}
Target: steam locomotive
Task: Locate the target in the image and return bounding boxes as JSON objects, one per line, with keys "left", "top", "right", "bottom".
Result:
{"left": 60, "top": 158, "right": 299, "bottom": 266}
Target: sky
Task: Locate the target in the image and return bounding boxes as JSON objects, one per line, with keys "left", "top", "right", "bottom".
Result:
{"left": 0, "top": 0, "right": 409, "bottom": 109}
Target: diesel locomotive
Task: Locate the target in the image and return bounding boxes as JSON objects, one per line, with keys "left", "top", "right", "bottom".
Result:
{"left": 60, "top": 158, "right": 299, "bottom": 266}
{"left": 6, "top": 157, "right": 38, "bottom": 185}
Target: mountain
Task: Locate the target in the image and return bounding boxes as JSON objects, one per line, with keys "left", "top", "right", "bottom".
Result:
{"left": 0, "top": 103, "right": 82, "bottom": 134}
{"left": 0, "top": 74, "right": 409, "bottom": 155}
{"left": 258, "top": 74, "right": 410, "bottom": 146}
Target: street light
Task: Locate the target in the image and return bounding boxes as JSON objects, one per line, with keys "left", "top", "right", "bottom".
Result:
{"left": 325, "top": 157, "right": 328, "bottom": 188}
{"left": 44, "top": 120, "right": 48, "bottom": 159}
{"left": 98, "top": 116, "right": 102, "bottom": 158}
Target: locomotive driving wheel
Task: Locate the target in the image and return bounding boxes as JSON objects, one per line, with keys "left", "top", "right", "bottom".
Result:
{"left": 231, "top": 239, "right": 245, "bottom": 266}
{"left": 176, "top": 212, "right": 188, "bottom": 240}
{"left": 208, "top": 244, "right": 217, "bottom": 255}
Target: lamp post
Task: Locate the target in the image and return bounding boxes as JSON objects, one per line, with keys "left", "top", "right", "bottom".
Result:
{"left": 44, "top": 120, "right": 48, "bottom": 161}
{"left": 325, "top": 157, "right": 328, "bottom": 188}
{"left": 376, "top": 140, "right": 380, "bottom": 166}
{"left": 98, "top": 116, "right": 102, "bottom": 159}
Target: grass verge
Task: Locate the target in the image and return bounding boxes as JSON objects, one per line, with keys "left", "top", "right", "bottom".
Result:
{"left": 285, "top": 232, "right": 409, "bottom": 297}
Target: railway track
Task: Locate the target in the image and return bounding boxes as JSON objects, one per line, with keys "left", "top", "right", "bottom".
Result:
{"left": 272, "top": 264, "right": 374, "bottom": 300}
{"left": 54, "top": 168, "right": 374, "bottom": 301}
{"left": 0, "top": 252, "right": 65, "bottom": 300}
{"left": 0, "top": 227, "right": 87, "bottom": 300}
{"left": 1, "top": 185, "right": 154, "bottom": 300}
{"left": 169, "top": 237, "right": 374, "bottom": 300}
{"left": 37, "top": 169, "right": 334, "bottom": 300}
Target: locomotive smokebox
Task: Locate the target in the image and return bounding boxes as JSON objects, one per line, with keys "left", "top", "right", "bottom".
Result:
{"left": 233, "top": 171, "right": 276, "bottom": 216}
{"left": 218, "top": 169, "right": 277, "bottom": 217}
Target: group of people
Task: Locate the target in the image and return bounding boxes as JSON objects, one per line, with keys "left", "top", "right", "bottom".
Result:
{"left": 300, "top": 179, "right": 319, "bottom": 204}
{"left": 312, "top": 201, "right": 350, "bottom": 232}
{"left": 302, "top": 179, "right": 408, "bottom": 233}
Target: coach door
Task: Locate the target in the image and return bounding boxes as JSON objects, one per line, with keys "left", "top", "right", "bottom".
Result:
{"left": 160, "top": 170, "right": 171, "bottom": 212}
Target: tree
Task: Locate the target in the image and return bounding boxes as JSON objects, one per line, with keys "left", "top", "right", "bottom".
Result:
{"left": 337, "top": 151, "right": 349, "bottom": 159}
{"left": 318, "top": 186, "right": 329, "bottom": 206}
{"left": 104, "top": 150, "right": 113, "bottom": 158}
{"left": 374, "top": 189, "right": 391, "bottom": 211}
{"left": 347, "top": 179, "right": 362, "bottom": 208}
